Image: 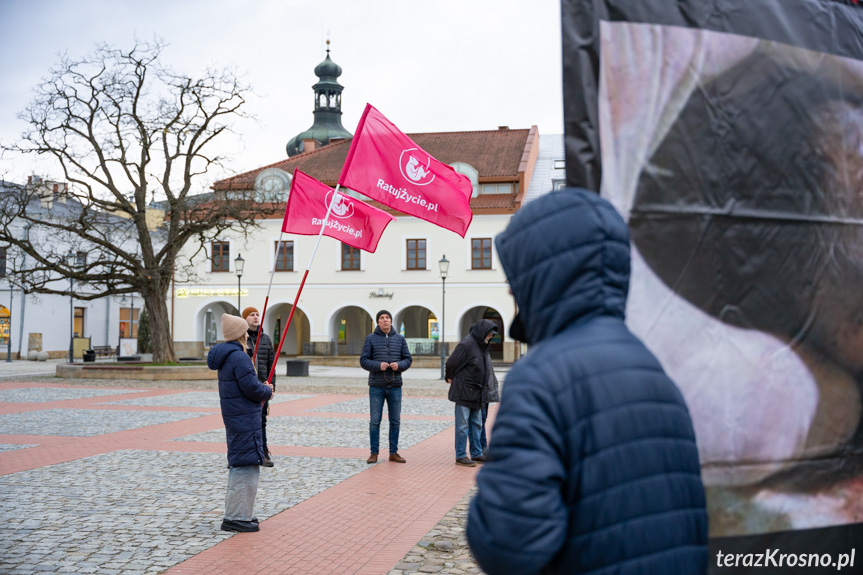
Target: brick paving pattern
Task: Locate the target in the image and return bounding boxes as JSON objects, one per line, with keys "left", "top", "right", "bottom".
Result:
{"left": 0, "top": 369, "right": 501, "bottom": 574}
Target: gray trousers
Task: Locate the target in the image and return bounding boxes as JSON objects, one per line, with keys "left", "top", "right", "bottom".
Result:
{"left": 224, "top": 465, "right": 260, "bottom": 521}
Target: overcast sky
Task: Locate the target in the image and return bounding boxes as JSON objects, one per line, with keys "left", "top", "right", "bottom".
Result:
{"left": 0, "top": 0, "right": 563, "bottom": 190}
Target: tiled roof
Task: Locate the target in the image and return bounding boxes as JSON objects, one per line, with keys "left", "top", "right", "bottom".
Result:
{"left": 213, "top": 128, "right": 532, "bottom": 192}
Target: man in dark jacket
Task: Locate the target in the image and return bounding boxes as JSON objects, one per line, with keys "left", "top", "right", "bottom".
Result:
{"left": 445, "top": 319, "right": 498, "bottom": 467}
{"left": 466, "top": 190, "right": 708, "bottom": 574}
{"left": 208, "top": 313, "right": 273, "bottom": 533}
{"left": 243, "top": 307, "right": 276, "bottom": 468}
{"left": 360, "top": 310, "right": 412, "bottom": 464}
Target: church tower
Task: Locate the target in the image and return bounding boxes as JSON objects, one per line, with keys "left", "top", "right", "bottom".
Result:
{"left": 286, "top": 41, "right": 353, "bottom": 157}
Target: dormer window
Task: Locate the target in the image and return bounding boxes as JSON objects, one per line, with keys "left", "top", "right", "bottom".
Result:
{"left": 449, "top": 162, "right": 479, "bottom": 198}
{"left": 481, "top": 183, "right": 513, "bottom": 195}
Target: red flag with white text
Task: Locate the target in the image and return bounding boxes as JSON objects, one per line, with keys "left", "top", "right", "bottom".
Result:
{"left": 338, "top": 104, "right": 473, "bottom": 237}
{"left": 282, "top": 169, "right": 395, "bottom": 253}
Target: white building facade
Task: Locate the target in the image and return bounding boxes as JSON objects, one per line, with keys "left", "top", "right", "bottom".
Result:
{"left": 0, "top": 178, "right": 145, "bottom": 360}
{"left": 170, "top": 131, "right": 568, "bottom": 364}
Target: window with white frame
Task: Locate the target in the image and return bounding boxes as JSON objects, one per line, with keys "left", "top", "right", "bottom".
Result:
{"left": 471, "top": 238, "right": 493, "bottom": 270}
{"left": 481, "top": 183, "right": 512, "bottom": 195}
{"left": 275, "top": 241, "right": 294, "bottom": 271}
{"left": 341, "top": 243, "right": 361, "bottom": 271}
{"left": 211, "top": 241, "right": 230, "bottom": 272}
{"left": 406, "top": 239, "right": 426, "bottom": 270}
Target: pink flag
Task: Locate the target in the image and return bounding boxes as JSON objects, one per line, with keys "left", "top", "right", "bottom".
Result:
{"left": 338, "top": 104, "right": 473, "bottom": 237}
{"left": 282, "top": 169, "right": 395, "bottom": 253}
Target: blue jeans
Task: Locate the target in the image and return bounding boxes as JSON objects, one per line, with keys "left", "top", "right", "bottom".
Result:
{"left": 480, "top": 404, "right": 489, "bottom": 450}
{"left": 369, "top": 386, "right": 402, "bottom": 454}
{"left": 455, "top": 404, "right": 483, "bottom": 459}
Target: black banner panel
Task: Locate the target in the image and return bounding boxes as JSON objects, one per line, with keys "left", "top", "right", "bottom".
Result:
{"left": 562, "top": 0, "right": 863, "bottom": 569}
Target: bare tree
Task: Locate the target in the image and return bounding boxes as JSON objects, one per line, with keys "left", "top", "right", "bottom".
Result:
{"left": 0, "top": 40, "right": 279, "bottom": 362}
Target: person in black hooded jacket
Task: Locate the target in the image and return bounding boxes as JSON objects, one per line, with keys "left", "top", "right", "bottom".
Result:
{"left": 242, "top": 307, "right": 276, "bottom": 468}
{"left": 466, "top": 189, "right": 707, "bottom": 575}
{"left": 446, "top": 319, "right": 499, "bottom": 467}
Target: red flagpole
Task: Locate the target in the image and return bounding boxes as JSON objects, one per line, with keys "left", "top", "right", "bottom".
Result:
{"left": 252, "top": 234, "right": 284, "bottom": 369}
{"left": 265, "top": 185, "right": 343, "bottom": 385}
{"left": 266, "top": 269, "right": 309, "bottom": 384}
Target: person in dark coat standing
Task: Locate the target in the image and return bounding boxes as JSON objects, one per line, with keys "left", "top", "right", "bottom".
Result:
{"left": 466, "top": 189, "right": 708, "bottom": 575}
{"left": 243, "top": 306, "right": 276, "bottom": 468}
{"left": 207, "top": 313, "right": 273, "bottom": 533}
{"left": 360, "top": 310, "right": 412, "bottom": 464}
{"left": 445, "top": 319, "right": 499, "bottom": 467}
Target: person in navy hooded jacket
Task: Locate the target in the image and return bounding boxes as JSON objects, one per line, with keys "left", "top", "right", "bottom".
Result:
{"left": 208, "top": 313, "right": 274, "bottom": 533}
{"left": 466, "top": 189, "right": 708, "bottom": 575}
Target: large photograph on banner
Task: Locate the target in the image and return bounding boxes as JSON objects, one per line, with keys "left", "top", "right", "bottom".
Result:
{"left": 594, "top": 21, "right": 863, "bottom": 539}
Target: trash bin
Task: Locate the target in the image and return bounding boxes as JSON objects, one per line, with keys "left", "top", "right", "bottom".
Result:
{"left": 83, "top": 349, "right": 96, "bottom": 363}
{"left": 286, "top": 359, "right": 309, "bottom": 377}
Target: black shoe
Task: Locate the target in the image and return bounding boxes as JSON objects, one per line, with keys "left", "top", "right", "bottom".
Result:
{"left": 472, "top": 455, "right": 487, "bottom": 463}
{"left": 456, "top": 457, "right": 477, "bottom": 467}
{"left": 221, "top": 519, "right": 260, "bottom": 532}
{"left": 262, "top": 452, "right": 274, "bottom": 468}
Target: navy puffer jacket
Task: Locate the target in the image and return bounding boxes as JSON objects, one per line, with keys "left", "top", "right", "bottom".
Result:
{"left": 208, "top": 341, "right": 273, "bottom": 467}
{"left": 359, "top": 327, "right": 412, "bottom": 388}
{"left": 466, "top": 189, "right": 708, "bottom": 575}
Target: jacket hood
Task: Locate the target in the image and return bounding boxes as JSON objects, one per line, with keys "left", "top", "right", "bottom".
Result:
{"left": 470, "top": 319, "right": 498, "bottom": 346}
{"left": 495, "top": 189, "right": 631, "bottom": 345}
{"left": 207, "top": 341, "right": 243, "bottom": 370}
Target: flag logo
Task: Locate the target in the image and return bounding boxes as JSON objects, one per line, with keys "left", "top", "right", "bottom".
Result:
{"left": 326, "top": 190, "right": 355, "bottom": 219}
{"left": 400, "top": 149, "right": 436, "bottom": 186}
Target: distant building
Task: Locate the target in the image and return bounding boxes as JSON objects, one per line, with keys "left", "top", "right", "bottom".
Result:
{"left": 169, "top": 49, "right": 565, "bottom": 364}
{"left": 0, "top": 177, "right": 144, "bottom": 359}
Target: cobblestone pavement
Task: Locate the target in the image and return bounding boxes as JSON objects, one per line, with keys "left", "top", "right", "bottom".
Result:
{"left": 389, "top": 488, "right": 485, "bottom": 575}
{"left": 0, "top": 373, "right": 499, "bottom": 574}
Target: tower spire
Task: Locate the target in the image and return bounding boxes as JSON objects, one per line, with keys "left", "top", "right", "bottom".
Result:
{"left": 285, "top": 42, "right": 353, "bottom": 157}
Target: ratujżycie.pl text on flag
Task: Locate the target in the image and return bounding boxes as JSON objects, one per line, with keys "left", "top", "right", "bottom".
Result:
{"left": 282, "top": 169, "right": 395, "bottom": 253}
{"left": 338, "top": 103, "right": 473, "bottom": 237}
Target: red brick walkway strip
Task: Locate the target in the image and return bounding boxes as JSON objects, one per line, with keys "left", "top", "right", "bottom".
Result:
{"left": 167, "top": 425, "right": 478, "bottom": 575}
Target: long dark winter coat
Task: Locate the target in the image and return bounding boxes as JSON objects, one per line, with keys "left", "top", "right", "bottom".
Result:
{"left": 466, "top": 189, "right": 708, "bottom": 575}
{"left": 359, "top": 327, "right": 412, "bottom": 388}
{"left": 247, "top": 328, "right": 276, "bottom": 389}
{"left": 207, "top": 341, "right": 273, "bottom": 467}
{"left": 445, "top": 319, "right": 499, "bottom": 410}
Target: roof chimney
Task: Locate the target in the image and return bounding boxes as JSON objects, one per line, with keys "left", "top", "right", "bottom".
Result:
{"left": 300, "top": 138, "right": 318, "bottom": 153}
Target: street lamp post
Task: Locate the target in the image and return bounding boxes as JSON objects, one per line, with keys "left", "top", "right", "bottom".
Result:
{"left": 235, "top": 254, "right": 245, "bottom": 315}
{"left": 439, "top": 255, "right": 449, "bottom": 380}
{"left": 5, "top": 284, "right": 12, "bottom": 363}
{"left": 67, "top": 252, "right": 75, "bottom": 363}
{"left": 118, "top": 296, "right": 127, "bottom": 346}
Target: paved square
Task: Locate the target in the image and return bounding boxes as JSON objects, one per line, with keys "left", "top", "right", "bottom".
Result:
{"left": 0, "top": 387, "right": 136, "bottom": 403}
{"left": 0, "top": 408, "right": 210, "bottom": 437}
{"left": 178, "top": 415, "right": 453, "bottom": 449}
{"left": 101, "top": 391, "right": 312, "bottom": 408}
{"left": 310, "top": 396, "right": 454, "bottom": 417}
{"left": 0, "top": 449, "right": 368, "bottom": 575}
{"left": 0, "top": 443, "right": 35, "bottom": 453}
